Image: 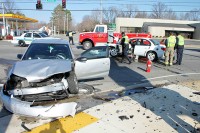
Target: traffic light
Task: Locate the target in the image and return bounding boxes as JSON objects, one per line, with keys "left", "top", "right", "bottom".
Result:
{"left": 62, "top": 0, "right": 66, "bottom": 8}
{"left": 36, "top": 0, "right": 42, "bottom": 9}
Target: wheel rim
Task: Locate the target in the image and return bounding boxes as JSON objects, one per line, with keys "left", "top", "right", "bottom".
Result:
{"left": 110, "top": 48, "right": 117, "bottom": 56}
{"left": 148, "top": 53, "right": 155, "bottom": 61}
{"left": 84, "top": 42, "right": 91, "bottom": 49}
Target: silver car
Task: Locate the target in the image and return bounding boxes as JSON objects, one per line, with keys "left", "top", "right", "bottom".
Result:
{"left": 2, "top": 39, "right": 110, "bottom": 102}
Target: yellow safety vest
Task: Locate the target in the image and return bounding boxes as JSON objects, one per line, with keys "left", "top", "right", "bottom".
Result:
{"left": 122, "top": 35, "right": 129, "bottom": 44}
{"left": 69, "top": 32, "right": 73, "bottom": 37}
{"left": 167, "top": 36, "right": 176, "bottom": 47}
{"left": 177, "top": 35, "right": 184, "bottom": 46}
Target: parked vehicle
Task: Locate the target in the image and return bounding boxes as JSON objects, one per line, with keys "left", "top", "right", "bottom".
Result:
{"left": 79, "top": 24, "right": 151, "bottom": 50}
{"left": 2, "top": 39, "right": 110, "bottom": 102}
{"left": 11, "top": 32, "right": 54, "bottom": 47}
{"left": 115, "top": 38, "right": 166, "bottom": 61}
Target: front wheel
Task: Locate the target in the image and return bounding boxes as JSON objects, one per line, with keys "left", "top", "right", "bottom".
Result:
{"left": 67, "top": 72, "right": 79, "bottom": 94}
{"left": 18, "top": 40, "right": 25, "bottom": 47}
{"left": 109, "top": 47, "right": 118, "bottom": 57}
{"left": 83, "top": 41, "right": 92, "bottom": 50}
{"left": 146, "top": 51, "right": 157, "bottom": 61}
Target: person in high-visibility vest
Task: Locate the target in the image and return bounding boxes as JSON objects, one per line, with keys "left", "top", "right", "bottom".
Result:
{"left": 174, "top": 33, "right": 184, "bottom": 65}
{"left": 164, "top": 32, "right": 176, "bottom": 66}
{"left": 120, "top": 32, "right": 132, "bottom": 64}
{"left": 68, "top": 31, "right": 74, "bottom": 45}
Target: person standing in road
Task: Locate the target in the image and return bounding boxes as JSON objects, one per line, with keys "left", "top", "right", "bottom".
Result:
{"left": 120, "top": 32, "right": 132, "bottom": 64}
{"left": 174, "top": 33, "right": 184, "bottom": 65}
{"left": 164, "top": 32, "right": 176, "bottom": 66}
{"left": 68, "top": 31, "right": 74, "bottom": 45}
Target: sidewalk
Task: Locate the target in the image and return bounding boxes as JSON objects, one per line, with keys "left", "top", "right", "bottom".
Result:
{"left": 0, "top": 80, "right": 199, "bottom": 133}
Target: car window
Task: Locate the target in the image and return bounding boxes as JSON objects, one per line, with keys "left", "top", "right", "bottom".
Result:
{"left": 39, "top": 32, "right": 48, "bottom": 37}
{"left": 22, "top": 43, "right": 73, "bottom": 60}
{"left": 95, "top": 26, "right": 104, "bottom": 33}
{"left": 150, "top": 39, "right": 160, "bottom": 45}
{"left": 142, "top": 39, "right": 151, "bottom": 46}
{"left": 81, "top": 46, "right": 108, "bottom": 59}
{"left": 33, "top": 33, "right": 41, "bottom": 38}
{"left": 136, "top": 39, "right": 151, "bottom": 46}
{"left": 24, "top": 33, "right": 32, "bottom": 37}
{"left": 130, "top": 39, "right": 137, "bottom": 45}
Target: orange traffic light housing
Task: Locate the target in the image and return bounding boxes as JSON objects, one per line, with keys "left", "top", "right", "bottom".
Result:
{"left": 62, "top": 0, "right": 66, "bottom": 8}
{"left": 36, "top": 0, "right": 42, "bottom": 9}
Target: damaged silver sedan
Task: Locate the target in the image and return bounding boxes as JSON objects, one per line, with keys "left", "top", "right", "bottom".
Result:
{"left": 0, "top": 39, "right": 110, "bottom": 118}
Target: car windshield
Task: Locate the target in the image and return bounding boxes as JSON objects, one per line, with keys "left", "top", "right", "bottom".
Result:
{"left": 22, "top": 43, "right": 73, "bottom": 60}
{"left": 38, "top": 32, "right": 48, "bottom": 37}
{"left": 150, "top": 39, "right": 160, "bottom": 45}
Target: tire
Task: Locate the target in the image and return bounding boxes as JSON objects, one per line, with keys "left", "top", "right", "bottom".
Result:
{"left": 18, "top": 40, "right": 25, "bottom": 47}
{"left": 109, "top": 47, "right": 118, "bottom": 57}
{"left": 146, "top": 51, "right": 157, "bottom": 61}
{"left": 67, "top": 72, "right": 79, "bottom": 94}
{"left": 83, "top": 41, "right": 92, "bottom": 50}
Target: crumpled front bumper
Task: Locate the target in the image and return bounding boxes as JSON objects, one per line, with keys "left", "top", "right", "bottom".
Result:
{"left": 0, "top": 90, "right": 77, "bottom": 118}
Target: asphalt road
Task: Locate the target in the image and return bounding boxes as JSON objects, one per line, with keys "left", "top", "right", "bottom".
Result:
{"left": 0, "top": 37, "right": 200, "bottom": 119}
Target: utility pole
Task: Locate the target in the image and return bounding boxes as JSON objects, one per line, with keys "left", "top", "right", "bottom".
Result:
{"left": 64, "top": 14, "right": 66, "bottom": 34}
{"left": 100, "top": 0, "right": 102, "bottom": 24}
{"left": 66, "top": 13, "right": 68, "bottom": 31}
{"left": 2, "top": 3, "right": 6, "bottom": 36}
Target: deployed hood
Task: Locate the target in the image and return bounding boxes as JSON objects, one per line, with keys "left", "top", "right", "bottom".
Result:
{"left": 10, "top": 59, "right": 72, "bottom": 82}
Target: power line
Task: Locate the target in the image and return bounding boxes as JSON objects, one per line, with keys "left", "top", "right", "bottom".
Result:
{"left": 0, "top": 8, "right": 199, "bottom": 12}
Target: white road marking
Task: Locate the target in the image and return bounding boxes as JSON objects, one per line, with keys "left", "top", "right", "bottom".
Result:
{"left": 141, "top": 73, "right": 200, "bottom": 81}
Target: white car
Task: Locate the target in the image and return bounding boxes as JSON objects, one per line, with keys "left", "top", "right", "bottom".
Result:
{"left": 1, "top": 39, "right": 110, "bottom": 118}
{"left": 114, "top": 38, "right": 166, "bottom": 61}
{"left": 3, "top": 39, "right": 110, "bottom": 101}
{"left": 11, "top": 32, "right": 54, "bottom": 46}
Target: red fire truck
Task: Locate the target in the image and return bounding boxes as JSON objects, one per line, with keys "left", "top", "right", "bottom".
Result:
{"left": 79, "top": 24, "right": 152, "bottom": 50}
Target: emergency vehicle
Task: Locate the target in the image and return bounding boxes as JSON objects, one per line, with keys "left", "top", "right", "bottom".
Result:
{"left": 79, "top": 24, "right": 152, "bottom": 51}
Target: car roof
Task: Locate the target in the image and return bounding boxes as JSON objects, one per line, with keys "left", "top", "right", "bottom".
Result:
{"left": 31, "top": 38, "right": 69, "bottom": 45}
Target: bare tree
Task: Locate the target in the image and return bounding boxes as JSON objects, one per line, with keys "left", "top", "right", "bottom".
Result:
{"left": 150, "top": 2, "right": 168, "bottom": 19}
{"left": 124, "top": 5, "right": 138, "bottom": 18}
{"left": 77, "top": 15, "right": 98, "bottom": 32}
{"left": 103, "top": 6, "right": 119, "bottom": 23}
{"left": 135, "top": 11, "right": 149, "bottom": 18}
{"left": 1, "top": 0, "right": 16, "bottom": 13}
{"left": 164, "top": 9, "right": 177, "bottom": 20}
{"left": 186, "top": 8, "right": 200, "bottom": 21}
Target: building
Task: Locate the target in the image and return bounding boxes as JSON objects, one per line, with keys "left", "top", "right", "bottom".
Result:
{"left": 115, "top": 18, "right": 200, "bottom": 39}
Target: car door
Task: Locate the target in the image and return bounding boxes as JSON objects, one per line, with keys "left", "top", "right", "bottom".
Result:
{"left": 75, "top": 46, "right": 110, "bottom": 80}
{"left": 24, "top": 33, "right": 33, "bottom": 44}
{"left": 134, "top": 39, "right": 151, "bottom": 56}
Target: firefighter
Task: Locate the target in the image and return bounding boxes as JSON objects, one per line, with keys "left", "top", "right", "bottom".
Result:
{"left": 164, "top": 32, "right": 176, "bottom": 66}
{"left": 68, "top": 31, "right": 74, "bottom": 45}
{"left": 120, "top": 32, "right": 132, "bottom": 64}
{"left": 174, "top": 33, "right": 184, "bottom": 65}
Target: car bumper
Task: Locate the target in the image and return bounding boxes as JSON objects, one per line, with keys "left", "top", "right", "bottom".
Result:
{"left": 11, "top": 40, "right": 19, "bottom": 46}
{"left": 0, "top": 90, "right": 77, "bottom": 118}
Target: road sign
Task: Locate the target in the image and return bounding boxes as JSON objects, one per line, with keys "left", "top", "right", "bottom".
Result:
{"left": 46, "top": 0, "right": 56, "bottom": 2}
{"left": 108, "top": 23, "right": 116, "bottom": 30}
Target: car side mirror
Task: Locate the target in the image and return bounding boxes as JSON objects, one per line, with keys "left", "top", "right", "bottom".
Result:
{"left": 76, "top": 57, "right": 87, "bottom": 62}
{"left": 17, "top": 54, "right": 23, "bottom": 59}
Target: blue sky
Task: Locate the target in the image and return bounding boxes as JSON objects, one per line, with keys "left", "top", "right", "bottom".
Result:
{"left": 5, "top": 0, "right": 200, "bottom": 24}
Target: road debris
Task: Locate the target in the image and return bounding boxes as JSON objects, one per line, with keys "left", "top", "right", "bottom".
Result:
{"left": 21, "top": 122, "right": 31, "bottom": 132}
{"left": 119, "top": 115, "right": 129, "bottom": 121}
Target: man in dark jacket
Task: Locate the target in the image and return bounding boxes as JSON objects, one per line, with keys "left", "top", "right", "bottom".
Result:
{"left": 120, "top": 32, "right": 132, "bottom": 64}
{"left": 174, "top": 33, "right": 184, "bottom": 65}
